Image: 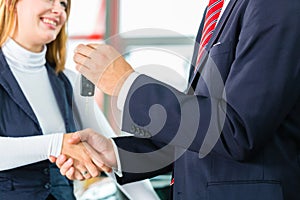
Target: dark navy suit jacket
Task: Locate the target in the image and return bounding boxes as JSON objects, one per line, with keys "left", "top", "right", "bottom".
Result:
{"left": 114, "top": 0, "right": 300, "bottom": 199}
{"left": 0, "top": 49, "right": 76, "bottom": 200}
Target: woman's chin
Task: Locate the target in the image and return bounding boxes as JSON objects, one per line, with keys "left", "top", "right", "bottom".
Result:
{"left": 44, "top": 34, "right": 58, "bottom": 44}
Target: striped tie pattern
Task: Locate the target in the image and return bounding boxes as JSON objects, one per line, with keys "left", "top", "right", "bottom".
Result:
{"left": 195, "top": 0, "right": 224, "bottom": 69}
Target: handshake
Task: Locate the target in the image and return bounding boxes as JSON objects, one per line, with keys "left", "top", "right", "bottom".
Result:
{"left": 49, "top": 129, "right": 117, "bottom": 180}
{"left": 49, "top": 43, "right": 134, "bottom": 180}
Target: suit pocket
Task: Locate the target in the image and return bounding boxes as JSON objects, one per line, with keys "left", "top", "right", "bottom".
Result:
{"left": 207, "top": 180, "right": 283, "bottom": 200}
{"left": 207, "top": 40, "right": 234, "bottom": 82}
{"left": 0, "top": 176, "right": 13, "bottom": 191}
{"left": 209, "top": 40, "right": 232, "bottom": 57}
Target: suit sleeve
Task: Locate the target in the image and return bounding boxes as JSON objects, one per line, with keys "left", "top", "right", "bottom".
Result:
{"left": 113, "top": 136, "right": 173, "bottom": 184}
{"left": 120, "top": 1, "right": 300, "bottom": 161}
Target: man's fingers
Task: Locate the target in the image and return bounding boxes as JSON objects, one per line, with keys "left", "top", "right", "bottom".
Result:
{"left": 87, "top": 43, "right": 103, "bottom": 50}
{"left": 81, "top": 142, "right": 102, "bottom": 177}
{"left": 75, "top": 64, "right": 92, "bottom": 82}
{"left": 83, "top": 141, "right": 106, "bottom": 165}
{"left": 74, "top": 52, "right": 98, "bottom": 69}
{"left": 68, "top": 130, "right": 93, "bottom": 144}
{"left": 99, "top": 164, "right": 112, "bottom": 173}
{"left": 86, "top": 146, "right": 112, "bottom": 173}
{"left": 80, "top": 141, "right": 111, "bottom": 175}
{"left": 75, "top": 129, "right": 97, "bottom": 143}
{"left": 74, "top": 44, "right": 96, "bottom": 57}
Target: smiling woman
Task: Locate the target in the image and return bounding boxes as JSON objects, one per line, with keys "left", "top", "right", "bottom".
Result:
{"left": 0, "top": 0, "right": 87, "bottom": 200}
{"left": 12, "top": 0, "right": 68, "bottom": 52}
{"left": 0, "top": 0, "right": 71, "bottom": 71}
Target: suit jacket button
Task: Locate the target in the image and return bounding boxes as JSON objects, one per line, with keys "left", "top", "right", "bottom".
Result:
{"left": 44, "top": 183, "right": 51, "bottom": 189}
{"left": 43, "top": 168, "right": 49, "bottom": 175}
{"left": 130, "top": 125, "right": 136, "bottom": 134}
{"left": 145, "top": 131, "right": 151, "bottom": 137}
{"left": 140, "top": 129, "right": 145, "bottom": 137}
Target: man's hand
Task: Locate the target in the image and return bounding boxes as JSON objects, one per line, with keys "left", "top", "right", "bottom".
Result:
{"left": 74, "top": 44, "right": 134, "bottom": 96}
{"left": 60, "top": 133, "right": 105, "bottom": 179}
{"left": 50, "top": 129, "right": 117, "bottom": 180}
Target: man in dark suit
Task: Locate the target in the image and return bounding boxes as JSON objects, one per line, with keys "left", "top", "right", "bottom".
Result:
{"left": 57, "top": 0, "right": 300, "bottom": 199}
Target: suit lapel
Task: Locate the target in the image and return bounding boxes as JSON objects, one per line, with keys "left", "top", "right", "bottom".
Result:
{"left": 207, "top": 0, "right": 239, "bottom": 48}
{"left": 188, "top": 0, "right": 239, "bottom": 89}
{"left": 0, "top": 49, "right": 39, "bottom": 125}
{"left": 0, "top": 49, "right": 71, "bottom": 132}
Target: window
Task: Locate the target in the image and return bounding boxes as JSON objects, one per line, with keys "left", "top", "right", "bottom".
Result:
{"left": 66, "top": 0, "right": 106, "bottom": 69}
{"left": 120, "top": 0, "right": 207, "bottom": 37}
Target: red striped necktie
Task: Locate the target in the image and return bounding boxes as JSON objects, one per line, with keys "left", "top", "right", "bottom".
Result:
{"left": 195, "top": 0, "right": 224, "bottom": 70}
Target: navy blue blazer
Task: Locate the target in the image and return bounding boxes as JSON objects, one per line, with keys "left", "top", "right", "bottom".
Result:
{"left": 0, "top": 49, "right": 76, "bottom": 200}
{"left": 114, "top": 0, "right": 300, "bottom": 199}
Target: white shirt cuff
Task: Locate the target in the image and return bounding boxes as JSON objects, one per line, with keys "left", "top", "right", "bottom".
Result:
{"left": 48, "top": 133, "right": 64, "bottom": 157}
{"left": 110, "top": 138, "right": 123, "bottom": 177}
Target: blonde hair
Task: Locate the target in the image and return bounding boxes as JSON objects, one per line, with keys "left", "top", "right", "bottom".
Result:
{"left": 0, "top": 0, "right": 71, "bottom": 73}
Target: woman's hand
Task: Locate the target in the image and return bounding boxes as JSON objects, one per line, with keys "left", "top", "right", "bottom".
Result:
{"left": 49, "top": 131, "right": 113, "bottom": 180}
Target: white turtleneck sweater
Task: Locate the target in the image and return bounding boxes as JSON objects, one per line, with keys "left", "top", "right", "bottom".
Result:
{"left": 0, "top": 38, "right": 65, "bottom": 170}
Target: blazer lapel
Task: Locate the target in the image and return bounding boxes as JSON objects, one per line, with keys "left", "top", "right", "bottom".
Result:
{"left": 45, "top": 64, "right": 67, "bottom": 127}
{"left": 0, "top": 49, "right": 39, "bottom": 125}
